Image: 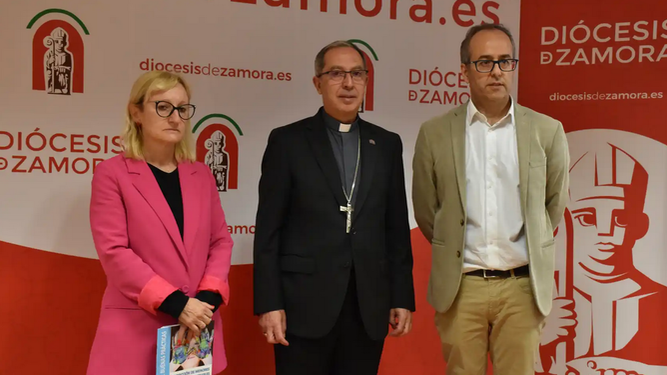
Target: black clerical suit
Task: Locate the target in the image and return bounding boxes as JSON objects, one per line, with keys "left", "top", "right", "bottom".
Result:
{"left": 253, "top": 107, "right": 415, "bottom": 375}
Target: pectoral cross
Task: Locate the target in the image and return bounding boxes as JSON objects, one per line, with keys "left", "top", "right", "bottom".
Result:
{"left": 340, "top": 203, "right": 353, "bottom": 233}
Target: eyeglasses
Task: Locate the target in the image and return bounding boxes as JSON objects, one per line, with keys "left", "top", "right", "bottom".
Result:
{"left": 150, "top": 100, "right": 196, "bottom": 120}
{"left": 469, "top": 59, "right": 519, "bottom": 73}
{"left": 317, "top": 70, "right": 368, "bottom": 82}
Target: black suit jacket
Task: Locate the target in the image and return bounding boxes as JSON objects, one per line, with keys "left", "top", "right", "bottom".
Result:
{"left": 253, "top": 108, "right": 415, "bottom": 341}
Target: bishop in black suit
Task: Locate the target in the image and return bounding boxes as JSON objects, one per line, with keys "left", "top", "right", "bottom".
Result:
{"left": 253, "top": 40, "right": 416, "bottom": 375}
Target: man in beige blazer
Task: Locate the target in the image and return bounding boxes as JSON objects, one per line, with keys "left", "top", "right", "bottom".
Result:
{"left": 412, "top": 24, "right": 570, "bottom": 375}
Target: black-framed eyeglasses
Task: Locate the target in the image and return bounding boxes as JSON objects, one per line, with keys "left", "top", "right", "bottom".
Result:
{"left": 149, "top": 100, "right": 196, "bottom": 120}
{"left": 469, "top": 59, "right": 519, "bottom": 73}
{"left": 317, "top": 69, "right": 368, "bottom": 82}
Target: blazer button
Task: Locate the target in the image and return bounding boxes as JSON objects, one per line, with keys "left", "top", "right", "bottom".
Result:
{"left": 460, "top": 219, "right": 464, "bottom": 226}
{"left": 456, "top": 251, "right": 461, "bottom": 258}
{"left": 343, "top": 261, "right": 351, "bottom": 268}
{"left": 182, "top": 285, "right": 190, "bottom": 294}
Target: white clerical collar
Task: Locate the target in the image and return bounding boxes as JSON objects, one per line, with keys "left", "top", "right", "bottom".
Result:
{"left": 322, "top": 108, "right": 359, "bottom": 133}
{"left": 339, "top": 123, "right": 352, "bottom": 133}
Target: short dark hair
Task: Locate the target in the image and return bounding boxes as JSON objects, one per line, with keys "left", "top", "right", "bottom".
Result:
{"left": 460, "top": 24, "right": 516, "bottom": 64}
{"left": 314, "top": 40, "right": 367, "bottom": 76}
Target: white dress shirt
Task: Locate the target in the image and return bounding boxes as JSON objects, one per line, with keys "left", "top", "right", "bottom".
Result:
{"left": 463, "top": 97, "right": 528, "bottom": 272}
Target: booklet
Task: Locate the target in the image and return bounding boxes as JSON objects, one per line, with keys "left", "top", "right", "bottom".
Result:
{"left": 156, "top": 322, "right": 214, "bottom": 375}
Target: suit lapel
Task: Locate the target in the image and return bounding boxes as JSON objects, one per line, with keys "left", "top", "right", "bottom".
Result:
{"left": 125, "top": 158, "right": 188, "bottom": 266}
{"left": 305, "top": 110, "right": 347, "bottom": 207}
{"left": 179, "top": 162, "right": 200, "bottom": 257}
{"left": 451, "top": 105, "right": 467, "bottom": 214}
{"left": 351, "top": 120, "right": 377, "bottom": 221}
{"left": 514, "top": 105, "right": 531, "bottom": 215}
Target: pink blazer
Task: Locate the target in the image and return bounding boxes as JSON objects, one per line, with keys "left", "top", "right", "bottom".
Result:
{"left": 86, "top": 155, "right": 233, "bottom": 375}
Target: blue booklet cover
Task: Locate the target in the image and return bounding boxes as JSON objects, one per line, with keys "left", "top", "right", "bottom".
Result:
{"left": 156, "top": 322, "right": 214, "bottom": 375}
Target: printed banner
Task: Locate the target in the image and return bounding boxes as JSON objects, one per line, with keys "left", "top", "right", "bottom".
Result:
{"left": 518, "top": 1, "right": 667, "bottom": 374}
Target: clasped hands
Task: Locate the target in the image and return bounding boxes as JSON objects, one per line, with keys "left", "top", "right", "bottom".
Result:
{"left": 178, "top": 298, "right": 215, "bottom": 336}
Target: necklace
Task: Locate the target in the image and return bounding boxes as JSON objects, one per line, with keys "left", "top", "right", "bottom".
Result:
{"left": 339, "top": 133, "right": 361, "bottom": 233}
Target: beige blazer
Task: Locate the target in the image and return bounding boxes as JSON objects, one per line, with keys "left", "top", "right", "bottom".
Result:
{"left": 412, "top": 102, "right": 570, "bottom": 316}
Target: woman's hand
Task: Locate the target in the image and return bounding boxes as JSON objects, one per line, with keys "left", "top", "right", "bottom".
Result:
{"left": 178, "top": 298, "right": 214, "bottom": 336}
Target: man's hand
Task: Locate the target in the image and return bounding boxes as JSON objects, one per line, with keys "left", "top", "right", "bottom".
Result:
{"left": 259, "top": 310, "right": 289, "bottom": 346}
{"left": 388, "top": 308, "right": 412, "bottom": 337}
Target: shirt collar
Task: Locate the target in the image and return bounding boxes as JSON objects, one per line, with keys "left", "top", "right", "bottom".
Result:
{"left": 466, "top": 96, "right": 515, "bottom": 127}
{"left": 322, "top": 109, "right": 359, "bottom": 133}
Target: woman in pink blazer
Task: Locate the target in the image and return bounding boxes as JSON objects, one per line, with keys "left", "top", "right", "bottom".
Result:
{"left": 87, "top": 71, "right": 233, "bottom": 375}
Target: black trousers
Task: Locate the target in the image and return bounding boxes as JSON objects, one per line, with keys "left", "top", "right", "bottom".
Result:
{"left": 274, "top": 269, "right": 385, "bottom": 375}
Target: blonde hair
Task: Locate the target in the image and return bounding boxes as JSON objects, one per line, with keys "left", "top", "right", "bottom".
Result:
{"left": 121, "top": 71, "right": 196, "bottom": 162}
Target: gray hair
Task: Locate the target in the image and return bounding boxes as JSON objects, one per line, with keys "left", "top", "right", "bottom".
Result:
{"left": 460, "top": 23, "right": 516, "bottom": 64}
{"left": 314, "top": 40, "right": 367, "bottom": 76}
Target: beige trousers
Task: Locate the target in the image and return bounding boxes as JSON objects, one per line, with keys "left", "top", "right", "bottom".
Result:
{"left": 434, "top": 274, "right": 545, "bottom": 375}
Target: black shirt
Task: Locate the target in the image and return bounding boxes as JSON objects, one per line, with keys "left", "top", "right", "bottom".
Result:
{"left": 148, "top": 163, "right": 222, "bottom": 318}
{"left": 148, "top": 164, "right": 184, "bottom": 239}
{"left": 322, "top": 110, "right": 361, "bottom": 205}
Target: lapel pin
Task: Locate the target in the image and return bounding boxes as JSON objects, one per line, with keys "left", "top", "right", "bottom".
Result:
{"left": 369, "top": 139, "right": 375, "bottom": 145}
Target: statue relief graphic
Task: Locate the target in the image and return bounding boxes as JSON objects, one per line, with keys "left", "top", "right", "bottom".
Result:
{"left": 204, "top": 131, "right": 230, "bottom": 192}
{"left": 43, "top": 27, "right": 73, "bottom": 95}
{"left": 537, "top": 130, "right": 667, "bottom": 375}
